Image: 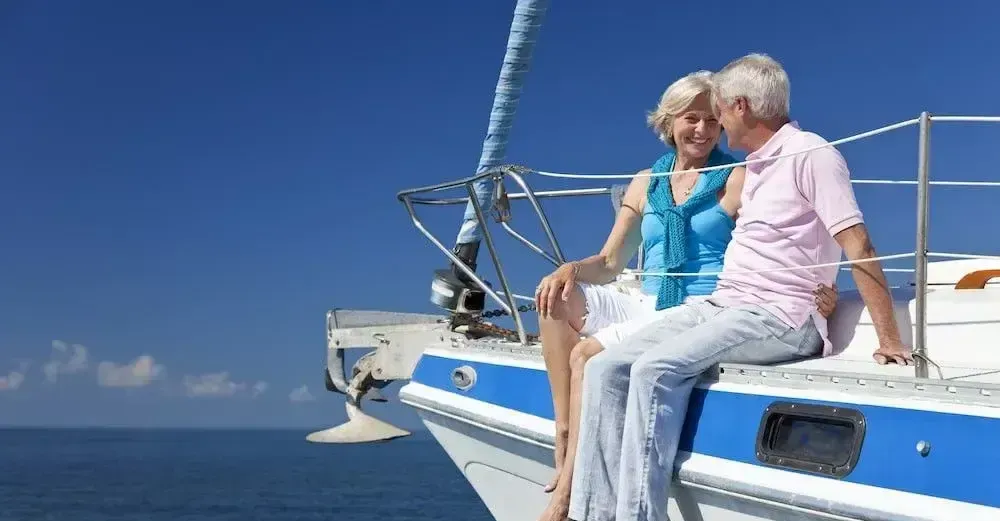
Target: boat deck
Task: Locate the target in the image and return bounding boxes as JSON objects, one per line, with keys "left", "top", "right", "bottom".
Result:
{"left": 435, "top": 277, "right": 1000, "bottom": 409}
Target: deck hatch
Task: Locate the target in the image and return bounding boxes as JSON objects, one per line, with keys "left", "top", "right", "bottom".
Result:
{"left": 754, "top": 401, "right": 866, "bottom": 479}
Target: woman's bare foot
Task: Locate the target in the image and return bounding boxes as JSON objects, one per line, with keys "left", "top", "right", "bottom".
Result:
{"left": 544, "top": 427, "right": 569, "bottom": 492}
{"left": 537, "top": 486, "right": 571, "bottom": 521}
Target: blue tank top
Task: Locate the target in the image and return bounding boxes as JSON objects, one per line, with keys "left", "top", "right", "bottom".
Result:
{"left": 639, "top": 174, "right": 735, "bottom": 296}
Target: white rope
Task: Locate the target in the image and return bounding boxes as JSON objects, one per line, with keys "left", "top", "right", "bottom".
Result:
{"left": 504, "top": 253, "right": 989, "bottom": 305}
{"left": 504, "top": 255, "right": 915, "bottom": 306}
{"left": 533, "top": 118, "right": 919, "bottom": 179}
{"left": 632, "top": 252, "right": 915, "bottom": 277}
{"left": 929, "top": 116, "right": 1000, "bottom": 123}
{"left": 500, "top": 109, "right": 1000, "bottom": 298}
{"left": 465, "top": 113, "right": 1000, "bottom": 308}
{"left": 850, "top": 179, "right": 1000, "bottom": 187}
{"left": 927, "top": 252, "right": 1000, "bottom": 261}
{"left": 840, "top": 267, "right": 915, "bottom": 272}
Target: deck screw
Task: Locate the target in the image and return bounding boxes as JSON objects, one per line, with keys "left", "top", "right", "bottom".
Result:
{"left": 916, "top": 440, "right": 931, "bottom": 457}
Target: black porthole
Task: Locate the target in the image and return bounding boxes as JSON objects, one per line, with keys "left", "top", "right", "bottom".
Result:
{"left": 754, "top": 401, "right": 866, "bottom": 479}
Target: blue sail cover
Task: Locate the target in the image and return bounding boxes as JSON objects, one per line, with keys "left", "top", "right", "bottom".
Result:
{"left": 455, "top": 0, "right": 550, "bottom": 245}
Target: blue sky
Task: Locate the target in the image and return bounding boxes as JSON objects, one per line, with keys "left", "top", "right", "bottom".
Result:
{"left": 2, "top": 1, "right": 999, "bottom": 429}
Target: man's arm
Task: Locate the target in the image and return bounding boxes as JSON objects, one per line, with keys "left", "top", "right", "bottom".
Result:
{"left": 797, "top": 143, "right": 913, "bottom": 365}
{"left": 833, "top": 224, "right": 913, "bottom": 365}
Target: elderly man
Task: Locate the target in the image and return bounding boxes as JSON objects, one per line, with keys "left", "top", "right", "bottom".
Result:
{"left": 567, "top": 53, "right": 913, "bottom": 521}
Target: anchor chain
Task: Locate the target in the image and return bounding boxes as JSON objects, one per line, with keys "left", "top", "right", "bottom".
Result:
{"left": 451, "top": 301, "right": 540, "bottom": 343}
{"left": 478, "top": 302, "right": 539, "bottom": 342}
{"left": 482, "top": 302, "right": 536, "bottom": 319}
{"left": 468, "top": 321, "right": 539, "bottom": 343}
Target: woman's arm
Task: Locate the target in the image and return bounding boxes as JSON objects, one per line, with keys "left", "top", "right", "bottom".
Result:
{"left": 570, "top": 170, "right": 650, "bottom": 285}
{"left": 535, "top": 171, "right": 650, "bottom": 315}
{"left": 718, "top": 166, "right": 746, "bottom": 218}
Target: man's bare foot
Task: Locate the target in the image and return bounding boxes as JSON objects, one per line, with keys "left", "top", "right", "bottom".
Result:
{"left": 544, "top": 428, "right": 569, "bottom": 493}
{"left": 537, "top": 488, "right": 570, "bottom": 521}
{"left": 544, "top": 465, "right": 561, "bottom": 493}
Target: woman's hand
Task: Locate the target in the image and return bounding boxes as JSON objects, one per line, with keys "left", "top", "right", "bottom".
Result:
{"left": 815, "top": 283, "right": 839, "bottom": 318}
{"left": 535, "top": 262, "right": 579, "bottom": 318}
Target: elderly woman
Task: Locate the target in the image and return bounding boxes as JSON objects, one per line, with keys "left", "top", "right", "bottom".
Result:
{"left": 533, "top": 70, "right": 838, "bottom": 521}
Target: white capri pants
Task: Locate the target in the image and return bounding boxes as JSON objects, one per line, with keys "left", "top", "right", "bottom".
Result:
{"left": 576, "top": 283, "right": 709, "bottom": 348}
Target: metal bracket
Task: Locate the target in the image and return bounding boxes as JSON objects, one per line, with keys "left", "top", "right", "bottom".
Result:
{"left": 715, "top": 363, "right": 1000, "bottom": 407}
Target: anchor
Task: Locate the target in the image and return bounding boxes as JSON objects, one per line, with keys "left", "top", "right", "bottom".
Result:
{"left": 307, "top": 242, "right": 519, "bottom": 444}
{"left": 305, "top": 308, "right": 456, "bottom": 444}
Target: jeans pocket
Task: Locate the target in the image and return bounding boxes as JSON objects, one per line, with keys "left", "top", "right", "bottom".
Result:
{"left": 738, "top": 304, "right": 792, "bottom": 337}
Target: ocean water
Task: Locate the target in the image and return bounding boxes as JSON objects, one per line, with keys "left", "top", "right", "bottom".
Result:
{"left": 0, "top": 428, "right": 494, "bottom": 521}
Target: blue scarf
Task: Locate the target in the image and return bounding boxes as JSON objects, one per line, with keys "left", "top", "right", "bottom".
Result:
{"left": 647, "top": 147, "right": 736, "bottom": 311}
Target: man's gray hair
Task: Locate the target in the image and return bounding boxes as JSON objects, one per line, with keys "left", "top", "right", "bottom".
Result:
{"left": 712, "top": 53, "right": 790, "bottom": 120}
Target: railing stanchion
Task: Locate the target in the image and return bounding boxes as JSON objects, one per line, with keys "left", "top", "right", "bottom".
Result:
{"left": 401, "top": 196, "right": 513, "bottom": 314}
{"left": 913, "top": 111, "right": 931, "bottom": 378}
{"left": 466, "top": 180, "right": 529, "bottom": 345}
{"left": 507, "top": 171, "right": 566, "bottom": 264}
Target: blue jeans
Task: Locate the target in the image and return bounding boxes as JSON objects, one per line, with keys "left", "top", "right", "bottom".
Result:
{"left": 567, "top": 299, "right": 823, "bottom": 521}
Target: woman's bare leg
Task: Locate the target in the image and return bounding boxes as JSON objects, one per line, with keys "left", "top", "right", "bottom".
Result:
{"left": 537, "top": 337, "right": 605, "bottom": 521}
{"left": 539, "top": 286, "right": 587, "bottom": 492}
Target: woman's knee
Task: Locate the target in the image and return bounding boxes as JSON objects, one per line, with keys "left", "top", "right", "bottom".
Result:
{"left": 539, "top": 284, "right": 587, "bottom": 327}
{"left": 570, "top": 338, "right": 606, "bottom": 376}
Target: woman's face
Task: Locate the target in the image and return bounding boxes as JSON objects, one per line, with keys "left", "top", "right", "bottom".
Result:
{"left": 671, "top": 92, "right": 721, "bottom": 159}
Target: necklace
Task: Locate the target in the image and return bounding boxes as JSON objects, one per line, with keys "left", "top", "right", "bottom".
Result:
{"left": 671, "top": 174, "right": 699, "bottom": 199}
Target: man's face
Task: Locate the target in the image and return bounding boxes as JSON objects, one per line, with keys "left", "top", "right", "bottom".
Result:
{"left": 715, "top": 98, "right": 744, "bottom": 150}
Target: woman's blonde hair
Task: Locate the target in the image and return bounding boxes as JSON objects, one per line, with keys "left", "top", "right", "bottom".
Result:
{"left": 646, "top": 70, "right": 715, "bottom": 147}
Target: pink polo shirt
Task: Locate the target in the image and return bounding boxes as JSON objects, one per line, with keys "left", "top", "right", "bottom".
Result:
{"left": 712, "top": 121, "right": 864, "bottom": 356}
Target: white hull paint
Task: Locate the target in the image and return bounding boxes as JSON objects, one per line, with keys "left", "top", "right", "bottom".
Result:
{"left": 400, "top": 382, "right": 1000, "bottom": 521}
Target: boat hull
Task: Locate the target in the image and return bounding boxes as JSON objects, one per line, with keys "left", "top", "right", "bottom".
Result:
{"left": 400, "top": 349, "right": 1000, "bottom": 521}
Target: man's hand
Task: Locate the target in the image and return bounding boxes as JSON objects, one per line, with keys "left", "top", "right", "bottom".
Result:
{"left": 873, "top": 339, "right": 914, "bottom": 366}
{"left": 833, "top": 223, "right": 911, "bottom": 366}
{"left": 814, "top": 283, "right": 838, "bottom": 318}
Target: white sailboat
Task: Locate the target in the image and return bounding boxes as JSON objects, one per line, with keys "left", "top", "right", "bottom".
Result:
{"left": 309, "top": 2, "right": 1000, "bottom": 519}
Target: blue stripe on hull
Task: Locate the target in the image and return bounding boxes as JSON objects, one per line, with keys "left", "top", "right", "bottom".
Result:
{"left": 411, "top": 353, "right": 1000, "bottom": 508}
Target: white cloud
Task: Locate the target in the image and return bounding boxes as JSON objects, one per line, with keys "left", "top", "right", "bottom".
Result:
{"left": 43, "top": 340, "right": 89, "bottom": 383}
{"left": 179, "top": 373, "right": 268, "bottom": 398}
{"left": 288, "top": 384, "right": 315, "bottom": 403}
{"left": 181, "top": 372, "right": 245, "bottom": 397}
{"left": 97, "top": 355, "right": 164, "bottom": 388}
{"left": 0, "top": 361, "right": 29, "bottom": 391}
{"left": 251, "top": 381, "right": 268, "bottom": 397}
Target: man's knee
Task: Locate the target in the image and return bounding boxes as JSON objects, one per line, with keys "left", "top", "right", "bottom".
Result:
{"left": 629, "top": 347, "right": 682, "bottom": 383}
{"left": 629, "top": 335, "right": 719, "bottom": 383}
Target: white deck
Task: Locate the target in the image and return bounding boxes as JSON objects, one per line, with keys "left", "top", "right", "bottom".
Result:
{"left": 504, "top": 258, "right": 1000, "bottom": 389}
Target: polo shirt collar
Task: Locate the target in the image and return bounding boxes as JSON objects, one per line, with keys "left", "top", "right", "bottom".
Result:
{"left": 747, "top": 120, "right": 800, "bottom": 162}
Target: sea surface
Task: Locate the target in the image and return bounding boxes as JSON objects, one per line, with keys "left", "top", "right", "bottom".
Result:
{"left": 0, "top": 428, "right": 494, "bottom": 521}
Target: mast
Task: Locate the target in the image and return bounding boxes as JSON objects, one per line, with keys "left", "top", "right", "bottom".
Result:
{"left": 449, "top": 0, "right": 550, "bottom": 281}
